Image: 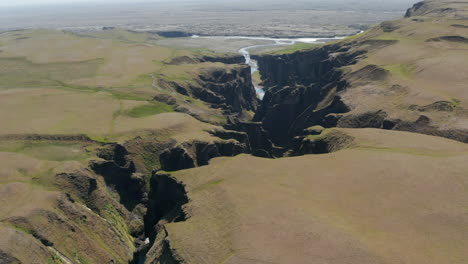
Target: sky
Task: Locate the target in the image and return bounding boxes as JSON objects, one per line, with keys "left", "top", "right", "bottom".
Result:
{"left": 0, "top": 0, "right": 170, "bottom": 7}
{"left": 0, "top": 0, "right": 417, "bottom": 8}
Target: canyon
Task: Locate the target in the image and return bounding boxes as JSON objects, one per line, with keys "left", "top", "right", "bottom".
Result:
{"left": 0, "top": 0, "right": 467, "bottom": 263}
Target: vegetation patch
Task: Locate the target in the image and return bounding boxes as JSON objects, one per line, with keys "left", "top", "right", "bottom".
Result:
{"left": 0, "top": 140, "right": 93, "bottom": 161}
{"left": 266, "top": 42, "right": 322, "bottom": 55}
{"left": 0, "top": 57, "right": 103, "bottom": 89}
{"left": 47, "top": 254, "right": 63, "bottom": 264}
{"left": 451, "top": 98, "right": 461, "bottom": 106}
{"left": 382, "top": 63, "right": 415, "bottom": 80}
{"left": 126, "top": 102, "right": 174, "bottom": 118}
{"left": 102, "top": 203, "right": 134, "bottom": 247}
{"left": 252, "top": 71, "right": 262, "bottom": 85}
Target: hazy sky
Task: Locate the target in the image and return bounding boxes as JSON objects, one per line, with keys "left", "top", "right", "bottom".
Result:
{"left": 0, "top": 0, "right": 169, "bottom": 7}
{"left": 0, "top": 0, "right": 416, "bottom": 8}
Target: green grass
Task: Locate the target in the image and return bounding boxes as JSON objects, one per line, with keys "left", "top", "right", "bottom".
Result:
{"left": 266, "top": 43, "right": 322, "bottom": 55}
{"left": 76, "top": 254, "right": 90, "bottom": 264}
{"left": 209, "top": 179, "right": 224, "bottom": 186}
{"left": 451, "top": 98, "right": 461, "bottom": 106}
{"left": 69, "top": 29, "right": 162, "bottom": 45}
{"left": 102, "top": 203, "right": 134, "bottom": 248}
{"left": 126, "top": 102, "right": 174, "bottom": 118}
{"left": 193, "top": 179, "right": 225, "bottom": 193}
{"left": 0, "top": 57, "right": 103, "bottom": 89}
{"left": 356, "top": 145, "right": 463, "bottom": 157}
{"left": 382, "top": 64, "right": 415, "bottom": 80}
{"left": 110, "top": 91, "right": 148, "bottom": 101}
{"left": 252, "top": 71, "right": 262, "bottom": 84}
{"left": 0, "top": 141, "right": 93, "bottom": 161}
{"left": 305, "top": 128, "right": 333, "bottom": 141}
{"left": 87, "top": 135, "right": 112, "bottom": 144}
{"left": 47, "top": 254, "right": 64, "bottom": 264}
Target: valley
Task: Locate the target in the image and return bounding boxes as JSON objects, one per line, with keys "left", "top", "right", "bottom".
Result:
{"left": 0, "top": 0, "right": 467, "bottom": 264}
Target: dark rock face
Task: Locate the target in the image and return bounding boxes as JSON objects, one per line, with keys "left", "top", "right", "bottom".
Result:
{"left": 194, "top": 65, "right": 258, "bottom": 113}
{"left": 159, "top": 140, "right": 248, "bottom": 172}
{"left": 155, "top": 31, "right": 192, "bottom": 38}
{"left": 338, "top": 112, "right": 468, "bottom": 143}
{"left": 337, "top": 110, "right": 389, "bottom": 129}
{"left": 452, "top": 24, "right": 468, "bottom": 28}
{"left": 139, "top": 173, "right": 189, "bottom": 264}
{"left": 209, "top": 129, "right": 250, "bottom": 147}
{"left": 157, "top": 65, "right": 258, "bottom": 115}
{"left": 55, "top": 172, "right": 98, "bottom": 208}
{"left": 251, "top": 34, "right": 467, "bottom": 145}
{"left": 405, "top": 1, "right": 427, "bottom": 17}
{"left": 252, "top": 44, "right": 360, "bottom": 146}
{"left": 426, "top": 36, "right": 468, "bottom": 43}
{"left": 145, "top": 173, "right": 188, "bottom": 238}
{"left": 405, "top": 1, "right": 458, "bottom": 18}
{"left": 349, "top": 64, "right": 389, "bottom": 82}
{"left": 292, "top": 130, "right": 355, "bottom": 156}
{"left": 380, "top": 21, "right": 401, "bottom": 32}
{"left": 253, "top": 45, "right": 357, "bottom": 88}
{"left": 201, "top": 55, "right": 245, "bottom": 64}
{"left": 409, "top": 101, "right": 457, "bottom": 112}
{"left": 160, "top": 147, "right": 196, "bottom": 172}
{"left": 96, "top": 143, "right": 128, "bottom": 166}
{"left": 90, "top": 144, "right": 148, "bottom": 213}
{"left": 168, "top": 55, "right": 245, "bottom": 65}
{"left": 392, "top": 116, "right": 468, "bottom": 143}
{"left": 224, "top": 118, "right": 279, "bottom": 157}
{"left": 0, "top": 250, "right": 20, "bottom": 264}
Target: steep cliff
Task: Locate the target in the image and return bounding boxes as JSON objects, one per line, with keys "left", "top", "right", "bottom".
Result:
{"left": 155, "top": 64, "right": 258, "bottom": 119}
{"left": 254, "top": 1, "right": 468, "bottom": 145}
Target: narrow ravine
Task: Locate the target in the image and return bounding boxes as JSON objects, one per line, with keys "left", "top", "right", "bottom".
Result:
{"left": 193, "top": 35, "right": 346, "bottom": 99}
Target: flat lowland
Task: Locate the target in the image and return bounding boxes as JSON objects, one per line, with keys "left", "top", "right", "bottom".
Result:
{"left": 0, "top": 0, "right": 414, "bottom": 37}
{"left": 167, "top": 128, "right": 468, "bottom": 264}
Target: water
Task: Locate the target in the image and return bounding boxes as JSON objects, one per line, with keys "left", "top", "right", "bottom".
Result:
{"left": 192, "top": 35, "right": 348, "bottom": 100}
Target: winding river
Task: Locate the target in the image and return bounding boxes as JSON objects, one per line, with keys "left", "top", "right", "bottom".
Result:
{"left": 193, "top": 35, "right": 347, "bottom": 99}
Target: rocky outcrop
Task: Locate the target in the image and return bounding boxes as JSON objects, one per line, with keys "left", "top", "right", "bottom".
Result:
{"left": 160, "top": 139, "right": 248, "bottom": 172}
{"left": 160, "top": 146, "right": 196, "bottom": 172}
{"left": 291, "top": 129, "right": 355, "bottom": 155}
{"left": 252, "top": 7, "right": 467, "bottom": 145}
{"left": 225, "top": 120, "right": 280, "bottom": 157}
{"left": 391, "top": 116, "right": 468, "bottom": 143}
{"left": 426, "top": 35, "right": 468, "bottom": 43}
{"left": 168, "top": 55, "right": 245, "bottom": 65}
{"left": 90, "top": 144, "right": 149, "bottom": 215}
{"left": 251, "top": 43, "right": 367, "bottom": 146}
{"left": 0, "top": 250, "right": 20, "bottom": 264}
{"left": 337, "top": 112, "right": 468, "bottom": 143}
{"left": 201, "top": 55, "right": 245, "bottom": 64}
{"left": 405, "top": 0, "right": 460, "bottom": 18}
{"left": 154, "top": 31, "right": 192, "bottom": 38}
{"left": 405, "top": 1, "right": 428, "bottom": 17}
{"left": 145, "top": 173, "right": 188, "bottom": 239}
{"left": 135, "top": 172, "right": 189, "bottom": 264}
{"left": 194, "top": 65, "right": 258, "bottom": 114}
{"left": 157, "top": 64, "right": 258, "bottom": 116}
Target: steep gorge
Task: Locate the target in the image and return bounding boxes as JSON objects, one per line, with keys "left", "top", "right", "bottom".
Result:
{"left": 131, "top": 3, "right": 468, "bottom": 260}
{"left": 252, "top": 12, "right": 468, "bottom": 146}
{"left": 114, "top": 1, "right": 468, "bottom": 263}
{"left": 2, "top": 1, "right": 467, "bottom": 263}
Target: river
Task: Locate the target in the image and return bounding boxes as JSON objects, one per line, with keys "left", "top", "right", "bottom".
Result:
{"left": 192, "top": 35, "right": 347, "bottom": 99}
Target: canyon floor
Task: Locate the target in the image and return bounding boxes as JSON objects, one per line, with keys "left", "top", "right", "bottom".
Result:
{"left": 0, "top": 0, "right": 467, "bottom": 264}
